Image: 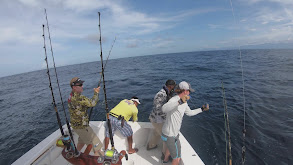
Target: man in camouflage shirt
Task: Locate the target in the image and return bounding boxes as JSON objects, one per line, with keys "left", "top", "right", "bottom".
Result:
{"left": 147, "top": 80, "right": 176, "bottom": 152}
{"left": 68, "top": 77, "right": 103, "bottom": 156}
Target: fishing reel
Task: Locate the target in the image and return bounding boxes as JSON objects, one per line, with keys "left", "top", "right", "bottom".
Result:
{"left": 56, "top": 135, "right": 80, "bottom": 158}
{"left": 97, "top": 149, "right": 128, "bottom": 164}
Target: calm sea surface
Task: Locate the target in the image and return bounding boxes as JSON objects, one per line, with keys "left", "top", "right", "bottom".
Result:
{"left": 0, "top": 49, "right": 292, "bottom": 165}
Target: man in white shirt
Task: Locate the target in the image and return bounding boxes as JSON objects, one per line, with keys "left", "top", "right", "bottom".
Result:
{"left": 161, "top": 81, "right": 209, "bottom": 164}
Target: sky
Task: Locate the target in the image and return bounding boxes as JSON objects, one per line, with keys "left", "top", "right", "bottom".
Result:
{"left": 1, "top": 0, "right": 293, "bottom": 77}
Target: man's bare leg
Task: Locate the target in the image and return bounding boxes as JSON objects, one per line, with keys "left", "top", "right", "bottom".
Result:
{"left": 84, "top": 144, "right": 92, "bottom": 154}
{"left": 94, "top": 150, "right": 104, "bottom": 156}
{"left": 127, "top": 135, "right": 137, "bottom": 154}
{"left": 104, "top": 137, "right": 110, "bottom": 150}
{"left": 164, "top": 148, "right": 171, "bottom": 162}
{"left": 77, "top": 143, "right": 85, "bottom": 151}
{"left": 172, "top": 158, "right": 180, "bottom": 165}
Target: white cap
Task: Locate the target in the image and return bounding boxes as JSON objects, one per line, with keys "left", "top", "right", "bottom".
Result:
{"left": 131, "top": 98, "right": 141, "bottom": 104}
{"left": 178, "top": 81, "right": 195, "bottom": 92}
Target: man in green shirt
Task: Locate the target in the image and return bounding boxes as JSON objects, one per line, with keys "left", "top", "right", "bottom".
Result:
{"left": 68, "top": 77, "right": 103, "bottom": 156}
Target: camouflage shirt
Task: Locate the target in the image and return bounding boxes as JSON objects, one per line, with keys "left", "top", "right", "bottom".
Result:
{"left": 149, "top": 86, "right": 173, "bottom": 123}
{"left": 68, "top": 92, "right": 99, "bottom": 129}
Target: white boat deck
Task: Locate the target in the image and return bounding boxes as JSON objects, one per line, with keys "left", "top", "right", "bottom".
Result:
{"left": 12, "top": 121, "right": 204, "bottom": 165}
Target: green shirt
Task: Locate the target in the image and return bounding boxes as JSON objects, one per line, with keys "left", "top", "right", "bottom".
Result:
{"left": 68, "top": 92, "right": 99, "bottom": 129}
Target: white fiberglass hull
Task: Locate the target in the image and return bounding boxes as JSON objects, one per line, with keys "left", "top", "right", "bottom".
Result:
{"left": 12, "top": 121, "right": 204, "bottom": 165}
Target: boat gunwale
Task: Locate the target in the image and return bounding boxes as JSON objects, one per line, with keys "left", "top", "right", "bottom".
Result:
{"left": 12, "top": 121, "right": 204, "bottom": 165}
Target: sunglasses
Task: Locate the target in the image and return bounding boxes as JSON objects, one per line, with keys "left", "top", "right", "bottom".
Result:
{"left": 73, "top": 84, "right": 83, "bottom": 87}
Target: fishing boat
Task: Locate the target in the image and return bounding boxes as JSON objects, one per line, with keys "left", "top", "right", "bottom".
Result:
{"left": 12, "top": 121, "right": 205, "bottom": 165}
{"left": 12, "top": 10, "right": 206, "bottom": 165}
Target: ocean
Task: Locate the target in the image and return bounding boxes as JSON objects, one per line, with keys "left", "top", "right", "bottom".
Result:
{"left": 0, "top": 49, "right": 292, "bottom": 165}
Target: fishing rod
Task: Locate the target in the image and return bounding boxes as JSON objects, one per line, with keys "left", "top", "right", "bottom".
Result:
{"left": 42, "top": 24, "right": 64, "bottom": 136}
{"left": 89, "top": 36, "right": 116, "bottom": 121}
{"left": 97, "top": 12, "right": 116, "bottom": 150}
{"left": 228, "top": 0, "right": 247, "bottom": 164}
{"left": 222, "top": 81, "right": 232, "bottom": 165}
{"left": 97, "top": 13, "right": 129, "bottom": 163}
{"left": 44, "top": 9, "right": 78, "bottom": 156}
{"left": 43, "top": 10, "right": 128, "bottom": 165}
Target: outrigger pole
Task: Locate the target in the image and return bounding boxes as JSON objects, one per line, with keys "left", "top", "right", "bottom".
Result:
{"left": 89, "top": 36, "right": 116, "bottom": 121}
{"left": 42, "top": 24, "right": 64, "bottom": 136}
{"left": 44, "top": 9, "right": 78, "bottom": 156}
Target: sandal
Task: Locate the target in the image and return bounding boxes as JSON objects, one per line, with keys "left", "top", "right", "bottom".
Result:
{"left": 147, "top": 145, "right": 157, "bottom": 150}
{"left": 128, "top": 148, "right": 138, "bottom": 154}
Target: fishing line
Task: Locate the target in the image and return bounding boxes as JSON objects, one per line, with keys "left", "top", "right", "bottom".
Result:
{"left": 89, "top": 36, "right": 116, "bottom": 121}
{"left": 222, "top": 81, "right": 232, "bottom": 165}
{"left": 228, "top": 0, "right": 247, "bottom": 164}
{"left": 44, "top": 8, "right": 78, "bottom": 155}
{"left": 99, "top": 37, "right": 116, "bottom": 86}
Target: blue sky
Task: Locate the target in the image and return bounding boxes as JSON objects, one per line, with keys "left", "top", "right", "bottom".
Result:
{"left": 1, "top": 0, "right": 293, "bottom": 77}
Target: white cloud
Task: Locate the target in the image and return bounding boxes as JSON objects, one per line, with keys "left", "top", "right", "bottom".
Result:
{"left": 242, "top": 0, "right": 293, "bottom": 5}
{"left": 208, "top": 24, "right": 223, "bottom": 29}
{"left": 1, "top": 0, "right": 214, "bottom": 47}
{"left": 248, "top": 28, "right": 257, "bottom": 31}
{"left": 0, "top": 27, "right": 40, "bottom": 44}
{"left": 18, "top": 0, "right": 40, "bottom": 7}
{"left": 153, "top": 39, "right": 174, "bottom": 48}
{"left": 256, "top": 9, "right": 286, "bottom": 24}
{"left": 240, "top": 19, "right": 247, "bottom": 22}
{"left": 1, "top": 0, "right": 293, "bottom": 77}
{"left": 155, "top": 36, "right": 181, "bottom": 49}
{"left": 267, "top": 0, "right": 293, "bottom": 5}
{"left": 239, "top": 25, "right": 292, "bottom": 46}
{"left": 62, "top": 0, "right": 107, "bottom": 12}
{"left": 234, "top": 0, "right": 293, "bottom": 46}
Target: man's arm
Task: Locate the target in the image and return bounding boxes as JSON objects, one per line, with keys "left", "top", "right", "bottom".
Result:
{"left": 184, "top": 105, "right": 203, "bottom": 116}
{"left": 153, "top": 93, "right": 166, "bottom": 112}
{"left": 132, "top": 111, "right": 138, "bottom": 122}
{"left": 79, "top": 92, "right": 99, "bottom": 107}
{"left": 162, "top": 96, "right": 179, "bottom": 113}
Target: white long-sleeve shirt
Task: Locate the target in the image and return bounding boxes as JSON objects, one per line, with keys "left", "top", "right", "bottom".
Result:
{"left": 162, "top": 95, "right": 203, "bottom": 137}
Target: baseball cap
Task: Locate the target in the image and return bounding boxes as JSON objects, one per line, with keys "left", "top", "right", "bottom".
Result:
{"left": 70, "top": 77, "right": 84, "bottom": 87}
{"left": 178, "top": 81, "right": 195, "bottom": 92}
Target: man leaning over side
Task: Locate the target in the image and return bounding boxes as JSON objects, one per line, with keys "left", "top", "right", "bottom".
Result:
{"left": 104, "top": 96, "right": 140, "bottom": 154}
